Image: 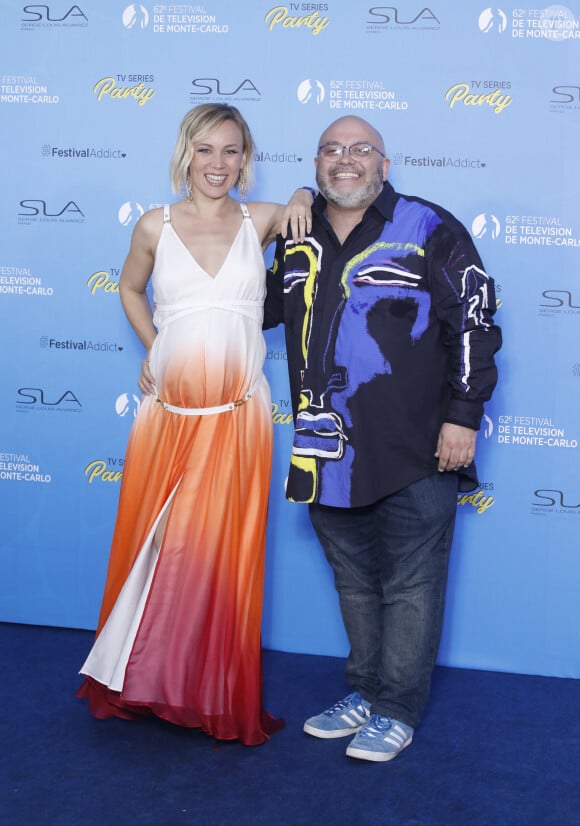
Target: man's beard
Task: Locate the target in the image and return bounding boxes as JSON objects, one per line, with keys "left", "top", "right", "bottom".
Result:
{"left": 316, "top": 163, "right": 384, "bottom": 209}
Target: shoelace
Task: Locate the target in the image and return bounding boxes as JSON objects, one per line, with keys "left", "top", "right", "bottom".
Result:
{"left": 324, "top": 693, "right": 361, "bottom": 717}
{"left": 359, "top": 715, "right": 392, "bottom": 739}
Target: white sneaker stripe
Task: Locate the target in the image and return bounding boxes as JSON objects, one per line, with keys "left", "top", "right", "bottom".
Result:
{"left": 384, "top": 735, "right": 403, "bottom": 746}
{"left": 350, "top": 710, "right": 367, "bottom": 724}
{"left": 339, "top": 711, "right": 365, "bottom": 727}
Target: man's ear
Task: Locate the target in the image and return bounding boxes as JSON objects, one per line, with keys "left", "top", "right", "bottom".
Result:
{"left": 382, "top": 157, "right": 390, "bottom": 182}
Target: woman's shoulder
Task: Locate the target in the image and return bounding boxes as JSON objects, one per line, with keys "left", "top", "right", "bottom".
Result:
{"left": 131, "top": 205, "right": 169, "bottom": 251}
{"left": 138, "top": 205, "right": 165, "bottom": 229}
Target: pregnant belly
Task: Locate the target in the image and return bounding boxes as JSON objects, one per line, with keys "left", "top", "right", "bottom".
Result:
{"left": 150, "top": 318, "right": 261, "bottom": 409}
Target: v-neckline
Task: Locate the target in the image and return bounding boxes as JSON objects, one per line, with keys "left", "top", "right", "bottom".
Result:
{"left": 167, "top": 216, "right": 245, "bottom": 280}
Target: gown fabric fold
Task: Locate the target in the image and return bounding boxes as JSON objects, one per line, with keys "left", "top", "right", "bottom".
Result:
{"left": 77, "top": 204, "right": 282, "bottom": 745}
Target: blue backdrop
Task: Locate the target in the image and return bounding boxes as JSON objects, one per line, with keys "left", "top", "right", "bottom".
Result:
{"left": 1, "top": 0, "right": 579, "bottom": 678}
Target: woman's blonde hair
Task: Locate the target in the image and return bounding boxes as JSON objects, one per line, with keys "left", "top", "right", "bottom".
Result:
{"left": 169, "top": 103, "right": 255, "bottom": 196}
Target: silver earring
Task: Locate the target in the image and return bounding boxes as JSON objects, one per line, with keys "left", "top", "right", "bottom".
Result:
{"left": 239, "top": 171, "right": 247, "bottom": 201}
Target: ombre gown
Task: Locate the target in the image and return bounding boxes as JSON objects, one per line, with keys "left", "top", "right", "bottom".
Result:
{"left": 77, "top": 203, "right": 281, "bottom": 745}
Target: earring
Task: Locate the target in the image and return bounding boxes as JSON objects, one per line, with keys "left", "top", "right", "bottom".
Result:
{"left": 239, "top": 170, "right": 247, "bottom": 201}
{"left": 185, "top": 175, "right": 193, "bottom": 202}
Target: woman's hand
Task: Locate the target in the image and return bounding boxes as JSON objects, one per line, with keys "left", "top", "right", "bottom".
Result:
{"left": 279, "top": 188, "right": 314, "bottom": 241}
{"left": 138, "top": 354, "right": 156, "bottom": 396}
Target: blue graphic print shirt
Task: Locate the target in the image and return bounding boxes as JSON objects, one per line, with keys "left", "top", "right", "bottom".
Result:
{"left": 265, "top": 182, "right": 502, "bottom": 508}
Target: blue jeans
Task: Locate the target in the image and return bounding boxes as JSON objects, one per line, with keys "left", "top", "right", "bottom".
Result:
{"left": 309, "top": 473, "right": 458, "bottom": 729}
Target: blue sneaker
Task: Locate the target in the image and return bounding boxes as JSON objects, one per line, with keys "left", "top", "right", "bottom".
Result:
{"left": 303, "top": 692, "right": 371, "bottom": 739}
{"left": 346, "top": 714, "right": 414, "bottom": 762}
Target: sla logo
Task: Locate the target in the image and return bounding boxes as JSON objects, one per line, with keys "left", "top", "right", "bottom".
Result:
{"left": 532, "top": 489, "right": 580, "bottom": 510}
{"left": 118, "top": 202, "right": 144, "bottom": 226}
{"left": 190, "top": 78, "right": 261, "bottom": 101}
{"left": 540, "top": 290, "right": 580, "bottom": 309}
{"left": 21, "top": 5, "right": 88, "bottom": 23}
{"left": 19, "top": 199, "right": 84, "bottom": 218}
{"left": 297, "top": 79, "right": 325, "bottom": 104}
{"left": 472, "top": 213, "right": 501, "bottom": 240}
{"left": 116, "top": 392, "right": 140, "bottom": 418}
{"left": 482, "top": 414, "right": 494, "bottom": 439}
{"left": 16, "top": 387, "right": 82, "bottom": 409}
{"left": 122, "top": 4, "right": 149, "bottom": 29}
{"left": 478, "top": 8, "right": 508, "bottom": 34}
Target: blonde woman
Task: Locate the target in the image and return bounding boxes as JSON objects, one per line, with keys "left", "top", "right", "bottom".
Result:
{"left": 77, "top": 104, "right": 311, "bottom": 745}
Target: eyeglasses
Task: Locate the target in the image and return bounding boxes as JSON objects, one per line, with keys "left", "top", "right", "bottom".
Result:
{"left": 317, "top": 142, "right": 386, "bottom": 161}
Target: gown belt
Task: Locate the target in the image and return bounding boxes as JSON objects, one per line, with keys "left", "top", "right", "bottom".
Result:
{"left": 157, "top": 378, "right": 261, "bottom": 416}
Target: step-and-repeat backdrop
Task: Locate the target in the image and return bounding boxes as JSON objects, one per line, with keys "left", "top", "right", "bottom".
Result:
{"left": 1, "top": 1, "right": 579, "bottom": 678}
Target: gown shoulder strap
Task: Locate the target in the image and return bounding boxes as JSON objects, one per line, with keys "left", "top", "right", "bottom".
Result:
{"left": 239, "top": 202, "right": 250, "bottom": 218}
{"left": 163, "top": 204, "right": 171, "bottom": 223}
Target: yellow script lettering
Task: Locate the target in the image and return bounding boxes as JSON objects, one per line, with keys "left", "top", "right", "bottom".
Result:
{"left": 457, "top": 490, "right": 496, "bottom": 514}
{"left": 445, "top": 83, "right": 511, "bottom": 114}
{"left": 87, "top": 271, "right": 120, "bottom": 296}
{"left": 93, "top": 77, "right": 155, "bottom": 106}
{"left": 271, "top": 402, "right": 293, "bottom": 425}
{"left": 85, "top": 460, "right": 123, "bottom": 484}
{"left": 264, "top": 6, "right": 330, "bottom": 35}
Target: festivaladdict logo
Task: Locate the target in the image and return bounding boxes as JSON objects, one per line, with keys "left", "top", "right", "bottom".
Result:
{"left": 40, "top": 336, "right": 123, "bottom": 352}
{"left": 393, "top": 153, "right": 487, "bottom": 169}
{"left": 254, "top": 150, "right": 303, "bottom": 165}
{"left": 478, "top": 7, "right": 508, "bottom": 34}
{"left": 42, "top": 144, "right": 127, "bottom": 159}
{"left": 264, "top": 5, "right": 330, "bottom": 35}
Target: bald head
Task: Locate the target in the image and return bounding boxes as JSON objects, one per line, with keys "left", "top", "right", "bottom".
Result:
{"left": 318, "top": 116, "right": 386, "bottom": 157}
{"left": 314, "top": 116, "right": 390, "bottom": 212}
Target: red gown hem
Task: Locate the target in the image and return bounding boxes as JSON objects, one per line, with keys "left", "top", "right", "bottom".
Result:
{"left": 76, "top": 676, "right": 284, "bottom": 746}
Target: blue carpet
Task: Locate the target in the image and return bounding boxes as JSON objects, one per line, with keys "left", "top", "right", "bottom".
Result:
{"left": 1, "top": 623, "right": 579, "bottom": 825}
